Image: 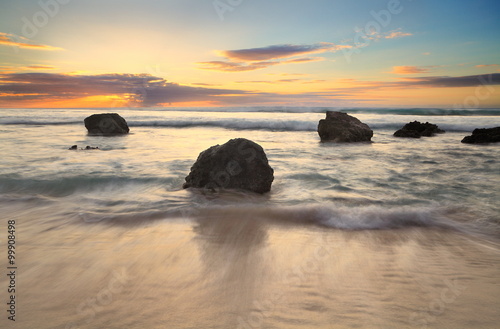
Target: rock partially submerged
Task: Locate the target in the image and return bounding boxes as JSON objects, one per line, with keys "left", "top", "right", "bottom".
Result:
{"left": 461, "top": 127, "right": 500, "bottom": 144}
{"left": 317, "top": 111, "right": 373, "bottom": 142}
{"left": 84, "top": 113, "right": 129, "bottom": 135}
{"left": 68, "top": 145, "right": 99, "bottom": 150}
{"left": 183, "top": 138, "right": 274, "bottom": 194}
{"left": 394, "top": 121, "right": 444, "bottom": 138}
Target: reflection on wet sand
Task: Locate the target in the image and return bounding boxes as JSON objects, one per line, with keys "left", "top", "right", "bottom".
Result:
{"left": 194, "top": 215, "right": 270, "bottom": 326}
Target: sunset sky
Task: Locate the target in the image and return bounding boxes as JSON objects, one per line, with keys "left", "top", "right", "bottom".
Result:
{"left": 0, "top": 0, "right": 499, "bottom": 108}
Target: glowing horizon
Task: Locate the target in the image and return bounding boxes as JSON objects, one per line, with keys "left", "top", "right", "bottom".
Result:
{"left": 1, "top": 0, "right": 499, "bottom": 108}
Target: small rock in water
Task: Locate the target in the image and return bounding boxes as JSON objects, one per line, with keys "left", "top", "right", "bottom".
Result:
{"left": 183, "top": 138, "right": 274, "bottom": 194}
{"left": 68, "top": 145, "right": 99, "bottom": 150}
{"left": 84, "top": 113, "right": 129, "bottom": 135}
{"left": 394, "top": 121, "right": 445, "bottom": 138}
{"left": 317, "top": 111, "right": 373, "bottom": 142}
{"left": 461, "top": 127, "right": 500, "bottom": 144}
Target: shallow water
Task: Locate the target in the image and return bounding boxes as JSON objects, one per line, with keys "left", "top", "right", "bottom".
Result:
{"left": 0, "top": 108, "right": 499, "bottom": 328}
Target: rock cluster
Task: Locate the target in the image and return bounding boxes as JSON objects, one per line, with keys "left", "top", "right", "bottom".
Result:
{"left": 461, "top": 127, "right": 500, "bottom": 144}
{"left": 183, "top": 138, "right": 274, "bottom": 194}
{"left": 84, "top": 113, "right": 129, "bottom": 135}
{"left": 75, "top": 111, "right": 497, "bottom": 199}
{"left": 317, "top": 111, "right": 373, "bottom": 142}
{"left": 394, "top": 121, "right": 444, "bottom": 138}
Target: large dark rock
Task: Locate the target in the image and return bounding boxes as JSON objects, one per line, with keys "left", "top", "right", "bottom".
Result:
{"left": 317, "top": 111, "right": 373, "bottom": 142}
{"left": 183, "top": 138, "right": 274, "bottom": 194}
{"left": 461, "top": 127, "right": 500, "bottom": 144}
{"left": 394, "top": 121, "right": 444, "bottom": 138}
{"left": 84, "top": 113, "right": 129, "bottom": 135}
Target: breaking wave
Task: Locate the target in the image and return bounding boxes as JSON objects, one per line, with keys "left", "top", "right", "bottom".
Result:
{"left": 1, "top": 118, "right": 495, "bottom": 132}
{"left": 76, "top": 202, "right": 473, "bottom": 232}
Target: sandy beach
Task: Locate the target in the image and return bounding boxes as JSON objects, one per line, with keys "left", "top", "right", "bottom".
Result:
{"left": 4, "top": 207, "right": 498, "bottom": 329}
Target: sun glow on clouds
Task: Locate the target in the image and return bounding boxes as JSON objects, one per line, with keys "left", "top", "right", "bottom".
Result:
{"left": 217, "top": 43, "right": 346, "bottom": 62}
{"left": 0, "top": 72, "right": 249, "bottom": 108}
{"left": 198, "top": 43, "right": 348, "bottom": 72}
{"left": 0, "top": 71, "right": 498, "bottom": 108}
{"left": 0, "top": 32, "right": 63, "bottom": 51}
{"left": 391, "top": 66, "right": 433, "bottom": 74}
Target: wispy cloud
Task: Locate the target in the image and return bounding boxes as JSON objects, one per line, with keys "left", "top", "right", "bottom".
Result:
{"left": 199, "top": 34, "right": 410, "bottom": 73}
{"left": 0, "top": 32, "right": 63, "bottom": 51}
{"left": 235, "top": 78, "right": 328, "bottom": 85}
{"left": 235, "top": 79, "right": 303, "bottom": 84}
{"left": 22, "top": 65, "right": 56, "bottom": 70}
{"left": 329, "top": 74, "right": 500, "bottom": 96}
{"left": 218, "top": 43, "right": 347, "bottom": 62}
{"left": 400, "top": 73, "right": 500, "bottom": 87}
{"left": 350, "top": 28, "right": 412, "bottom": 43}
{"left": 190, "top": 82, "right": 221, "bottom": 86}
{"left": 0, "top": 64, "right": 56, "bottom": 74}
{"left": 391, "top": 66, "right": 433, "bottom": 74}
{"left": 197, "top": 61, "right": 279, "bottom": 72}
{"left": 476, "top": 64, "right": 499, "bottom": 68}
{"left": 283, "top": 57, "right": 324, "bottom": 64}
{"left": 384, "top": 30, "right": 413, "bottom": 39}
{"left": 198, "top": 43, "right": 348, "bottom": 72}
{"left": 268, "top": 73, "right": 309, "bottom": 77}
{"left": 302, "top": 79, "right": 326, "bottom": 84}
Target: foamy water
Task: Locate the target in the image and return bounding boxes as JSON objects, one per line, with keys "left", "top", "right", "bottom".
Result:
{"left": 0, "top": 107, "right": 499, "bottom": 328}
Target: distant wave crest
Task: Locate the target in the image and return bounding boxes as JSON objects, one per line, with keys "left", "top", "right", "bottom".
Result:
{"left": 1, "top": 118, "right": 493, "bottom": 132}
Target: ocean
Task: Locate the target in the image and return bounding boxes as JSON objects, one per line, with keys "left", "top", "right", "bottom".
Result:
{"left": 0, "top": 107, "right": 499, "bottom": 329}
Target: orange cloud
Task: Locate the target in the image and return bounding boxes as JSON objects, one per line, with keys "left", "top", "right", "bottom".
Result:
{"left": 0, "top": 32, "right": 63, "bottom": 51}
{"left": 268, "top": 73, "right": 309, "bottom": 76}
{"left": 283, "top": 57, "right": 324, "bottom": 64}
{"left": 391, "top": 66, "right": 432, "bottom": 74}
{"left": 24, "top": 65, "right": 55, "bottom": 69}
{"left": 476, "top": 64, "right": 499, "bottom": 68}
{"left": 384, "top": 30, "right": 413, "bottom": 39}
{"left": 197, "top": 61, "right": 279, "bottom": 72}
{"left": 197, "top": 57, "right": 323, "bottom": 72}
{"left": 235, "top": 79, "right": 303, "bottom": 84}
{"left": 351, "top": 28, "right": 412, "bottom": 43}
{"left": 302, "top": 80, "right": 326, "bottom": 84}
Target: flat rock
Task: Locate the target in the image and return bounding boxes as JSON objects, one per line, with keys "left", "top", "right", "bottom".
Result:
{"left": 183, "top": 138, "right": 274, "bottom": 194}
{"left": 394, "top": 121, "right": 444, "bottom": 138}
{"left": 461, "top": 127, "right": 500, "bottom": 144}
{"left": 317, "top": 111, "right": 373, "bottom": 142}
{"left": 84, "top": 113, "right": 129, "bottom": 135}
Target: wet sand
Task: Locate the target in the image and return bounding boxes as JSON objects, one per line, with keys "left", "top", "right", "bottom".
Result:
{"left": 4, "top": 209, "right": 500, "bottom": 329}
